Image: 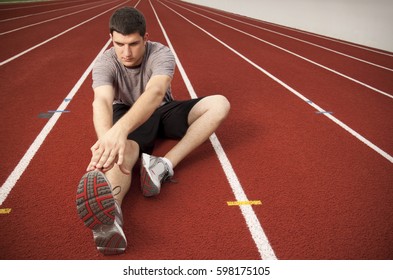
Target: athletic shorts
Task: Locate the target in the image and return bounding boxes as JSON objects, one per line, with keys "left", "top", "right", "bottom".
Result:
{"left": 113, "top": 98, "right": 204, "bottom": 154}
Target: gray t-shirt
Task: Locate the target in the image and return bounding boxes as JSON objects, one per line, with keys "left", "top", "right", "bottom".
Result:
{"left": 92, "top": 41, "right": 175, "bottom": 106}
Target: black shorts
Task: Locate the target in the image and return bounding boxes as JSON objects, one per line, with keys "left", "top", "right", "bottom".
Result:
{"left": 113, "top": 98, "right": 204, "bottom": 154}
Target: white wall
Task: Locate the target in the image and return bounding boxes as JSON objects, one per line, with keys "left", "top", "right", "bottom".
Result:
{"left": 182, "top": 0, "right": 393, "bottom": 52}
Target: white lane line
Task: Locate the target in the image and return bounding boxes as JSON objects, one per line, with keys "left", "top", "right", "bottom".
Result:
{"left": 171, "top": 0, "right": 393, "bottom": 72}
{"left": 0, "top": 0, "right": 108, "bottom": 22}
{"left": 165, "top": 0, "right": 393, "bottom": 100}
{"left": 0, "top": 0, "right": 130, "bottom": 66}
{"left": 0, "top": 0, "right": 88, "bottom": 11}
{"left": 253, "top": 18, "right": 393, "bottom": 58}
{"left": 150, "top": 0, "right": 277, "bottom": 260}
{"left": 0, "top": 39, "right": 111, "bottom": 206}
{"left": 157, "top": 0, "right": 393, "bottom": 165}
{"left": 0, "top": 0, "right": 120, "bottom": 35}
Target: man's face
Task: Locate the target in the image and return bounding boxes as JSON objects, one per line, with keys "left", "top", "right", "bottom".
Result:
{"left": 111, "top": 31, "right": 148, "bottom": 67}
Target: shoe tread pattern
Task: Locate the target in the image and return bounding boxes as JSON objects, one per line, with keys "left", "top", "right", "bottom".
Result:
{"left": 76, "top": 170, "right": 115, "bottom": 229}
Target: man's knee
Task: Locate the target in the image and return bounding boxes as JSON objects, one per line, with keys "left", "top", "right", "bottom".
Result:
{"left": 124, "top": 140, "right": 140, "bottom": 163}
{"left": 188, "top": 94, "right": 230, "bottom": 125}
{"left": 216, "top": 94, "right": 230, "bottom": 116}
{"left": 206, "top": 94, "right": 230, "bottom": 120}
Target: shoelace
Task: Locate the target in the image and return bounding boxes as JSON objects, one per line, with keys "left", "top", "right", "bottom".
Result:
{"left": 157, "top": 162, "right": 177, "bottom": 184}
{"left": 159, "top": 165, "right": 175, "bottom": 183}
{"left": 162, "top": 173, "right": 177, "bottom": 184}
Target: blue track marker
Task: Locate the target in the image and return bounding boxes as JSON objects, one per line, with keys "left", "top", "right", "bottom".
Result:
{"left": 315, "top": 111, "right": 333, "bottom": 114}
{"left": 38, "top": 110, "right": 70, "bottom": 118}
{"left": 48, "top": 110, "right": 70, "bottom": 113}
{"left": 38, "top": 112, "right": 54, "bottom": 119}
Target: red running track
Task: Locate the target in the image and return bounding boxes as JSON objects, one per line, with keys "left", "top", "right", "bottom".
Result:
{"left": 0, "top": 0, "right": 392, "bottom": 260}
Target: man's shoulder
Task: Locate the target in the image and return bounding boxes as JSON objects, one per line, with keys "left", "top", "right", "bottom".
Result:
{"left": 148, "top": 41, "right": 172, "bottom": 55}
{"left": 148, "top": 41, "right": 167, "bottom": 49}
{"left": 96, "top": 47, "right": 117, "bottom": 64}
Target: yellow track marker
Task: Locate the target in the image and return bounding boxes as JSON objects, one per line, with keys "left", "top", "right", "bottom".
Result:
{"left": 0, "top": 208, "right": 12, "bottom": 214}
{"left": 227, "top": 200, "right": 262, "bottom": 206}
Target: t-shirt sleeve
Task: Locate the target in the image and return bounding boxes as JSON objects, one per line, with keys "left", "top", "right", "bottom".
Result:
{"left": 92, "top": 53, "right": 116, "bottom": 89}
{"left": 150, "top": 45, "right": 176, "bottom": 78}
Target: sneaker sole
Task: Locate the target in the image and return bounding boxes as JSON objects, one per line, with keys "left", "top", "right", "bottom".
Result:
{"left": 140, "top": 154, "right": 160, "bottom": 197}
{"left": 76, "top": 170, "right": 127, "bottom": 254}
{"left": 93, "top": 222, "right": 127, "bottom": 255}
{"left": 76, "top": 170, "right": 115, "bottom": 229}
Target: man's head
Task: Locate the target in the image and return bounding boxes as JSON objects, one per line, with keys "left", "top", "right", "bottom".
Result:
{"left": 109, "top": 7, "right": 148, "bottom": 67}
{"left": 109, "top": 7, "right": 146, "bottom": 36}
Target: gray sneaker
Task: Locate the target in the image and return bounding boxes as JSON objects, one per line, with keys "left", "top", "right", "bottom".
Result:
{"left": 140, "top": 153, "right": 174, "bottom": 197}
{"left": 76, "top": 170, "right": 127, "bottom": 255}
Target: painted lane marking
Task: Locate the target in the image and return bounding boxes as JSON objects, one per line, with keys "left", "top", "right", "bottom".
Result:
{"left": 150, "top": 0, "right": 277, "bottom": 260}
{"left": 227, "top": 200, "right": 262, "bottom": 206}
{"left": 38, "top": 112, "right": 54, "bottom": 119}
{"left": 315, "top": 111, "right": 333, "bottom": 115}
{"left": 48, "top": 110, "right": 70, "bottom": 113}
{"left": 38, "top": 110, "right": 70, "bottom": 118}
{"left": 0, "top": 208, "right": 12, "bottom": 214}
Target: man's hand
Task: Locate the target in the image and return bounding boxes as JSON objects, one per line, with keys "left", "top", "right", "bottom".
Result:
{"left": 86, "top": 125, "right": 130, "bottom": 174}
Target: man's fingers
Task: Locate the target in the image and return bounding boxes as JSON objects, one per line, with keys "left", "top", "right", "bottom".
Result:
{"left": 117, "top": 146, "right": 125, "bottom": 166}
{"left": 93, "top": 144, "right": 123, "bottom": 170}
{"left": 87, "top": 143, "right": 103, "bottom": 171}
{"left": 102, "top": 161, "right": 115, "bottom": 173}
{"left": 90, "top": 142, "right": 100, "bottom": 153}
{"left": 86, "top": 131, "right": 127, "bottom": 172}
{"left": 103, "top": 150, "right": 118, "bottom": 168}
{"left": 96, "top": 150, "right": 112, "bottom": 169}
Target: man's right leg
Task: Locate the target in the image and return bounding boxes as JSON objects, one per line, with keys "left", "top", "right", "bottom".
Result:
{"left": 76, "top": 140, "right": 139, "bottom": 255}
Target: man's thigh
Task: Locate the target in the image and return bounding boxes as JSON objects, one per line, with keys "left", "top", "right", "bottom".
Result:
{"left": 158, "top": 98, "right": 204, "bottom": 139}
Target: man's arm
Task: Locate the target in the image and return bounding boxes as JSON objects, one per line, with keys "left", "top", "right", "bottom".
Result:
{"left": 92, "top": 85, "right": 115, "bottom": 138}
{"left": 86, "top": 84, "right": 117, "bottom": 172}
{"left": 114, "top": 74, "right": 171, "bottom": 136}
{"left": 87, "top": 75, "right": 172, "bottom": 173}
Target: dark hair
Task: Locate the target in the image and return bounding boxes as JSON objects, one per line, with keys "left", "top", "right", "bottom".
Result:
{"left": 109, "top": 7, "right": 146, "bottom": 36}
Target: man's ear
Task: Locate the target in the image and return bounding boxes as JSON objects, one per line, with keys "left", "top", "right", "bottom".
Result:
{"left": 144, "top": 32, "right": 149, "bottom": 43}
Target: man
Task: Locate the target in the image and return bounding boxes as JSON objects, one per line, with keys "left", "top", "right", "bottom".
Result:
{"left": 75, "top": 7, "right": 230, "bottom": 255}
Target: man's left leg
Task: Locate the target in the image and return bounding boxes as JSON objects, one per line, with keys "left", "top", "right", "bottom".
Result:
{"left": 140, "top": 95, "right": 230, "bottom": 196}
{"left": 164, "top": 94, "right": 230, "bottom": 167}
